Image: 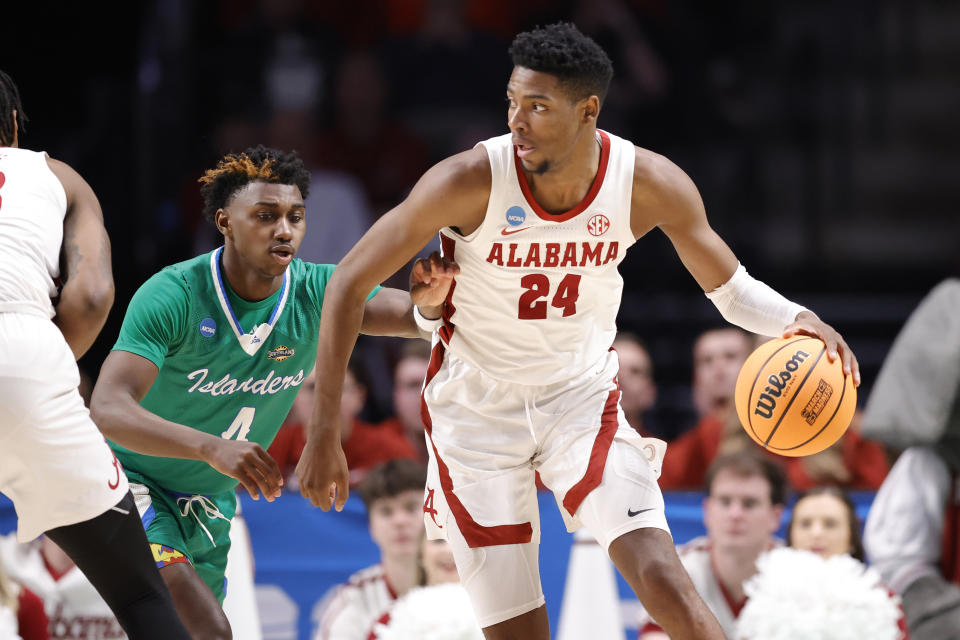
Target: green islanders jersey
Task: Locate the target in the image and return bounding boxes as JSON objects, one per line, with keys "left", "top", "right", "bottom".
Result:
{"left": 111, "top": 247, "right": 380, "bottom": 495}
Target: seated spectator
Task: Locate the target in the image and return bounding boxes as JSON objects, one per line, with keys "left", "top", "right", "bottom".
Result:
{"left": 371, "top": 537, "right": 481, "bottom": 640}
{"left": 379, "top": 341, "right": 433, "bottom": 465}
{"left": 787, "top": 486, "right": 865, "bottom": 561}
{"left": 861, "top": 279, "right": 960, "bottom": 640}
{"left": 1, "top": 533, "right": 119, "bottom": 640}
{"left": 737, "top": 487, "right": 906, "bottom": 639}
{"left": 612, "top": 333, "right": 658, "bottom": 438}
{"left": 270, "top": 359, "right": 417, "bottom": 489}
{"left": 661, "top": 328, "right": 889, "bottom": 490}
{"left": 639, "top": 451, "right": 786, "bottom": 638}
{"left": 659, "top": 328, "right": 753, "bottom": 489}
{"left": 313, "top": 460, "right": 426, "bottom": 640}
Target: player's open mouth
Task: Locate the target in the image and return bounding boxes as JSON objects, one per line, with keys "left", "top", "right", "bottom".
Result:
{"left": 516, "top": 144, "right": 536, "bottom": 158}
{"left": 270, "top": 246, "right": 294, "bottom": 264}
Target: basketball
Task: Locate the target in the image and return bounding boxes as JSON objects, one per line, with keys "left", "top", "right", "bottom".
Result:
{"left": 734, "top": 336, "right": 857, "bottom": 457}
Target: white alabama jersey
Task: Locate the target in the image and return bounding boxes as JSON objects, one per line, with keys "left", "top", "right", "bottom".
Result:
{"left": 438, "top": 130, "right": 636, "bottom": 385}
{"left": 0, "top": 147, "right": 66, "bottom": 318}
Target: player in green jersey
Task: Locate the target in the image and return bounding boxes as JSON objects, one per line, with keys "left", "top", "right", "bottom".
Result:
{"left": 89, "top": 146, "right": 455, "bottom": 639}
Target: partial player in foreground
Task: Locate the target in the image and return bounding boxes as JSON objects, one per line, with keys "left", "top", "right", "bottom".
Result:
{"left": 302, "top": 23, "right": 860, "bottom": 640}
{"left": 90, "top": 145, "right": 454, "bottom": 639}
{"left": 0, "top": 70, "right": 189, "bottom": 638}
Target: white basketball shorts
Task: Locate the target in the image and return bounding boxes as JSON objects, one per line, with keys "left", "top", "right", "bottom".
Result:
{"left": 420, "top": 341, "right": 669, "bottom": 626}
{"left": 0, "top": 312, "right": 128, "bottom": 542}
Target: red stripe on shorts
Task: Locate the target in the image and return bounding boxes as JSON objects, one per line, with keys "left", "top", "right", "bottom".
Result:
{"left": 420, "top": 340, "right": 534, "bottom": 548}
{"left": 438, "top": 234, "right": 457, "bottom": 345}
{"left": 561, "top": 375, "right": 621, "bottom": 517}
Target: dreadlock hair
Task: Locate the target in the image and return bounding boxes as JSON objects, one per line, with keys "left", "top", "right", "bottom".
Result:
{"left": 508, "top": 22, "right": 613, "bottom": 106}
{"left": 0, "top": 70, "right": 28, "bottom": 147}
{"left": 197, "top": 145, "right": 310, "bottom": 221}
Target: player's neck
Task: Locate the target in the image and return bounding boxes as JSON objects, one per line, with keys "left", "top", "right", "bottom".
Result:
{"left": 522, "top": 129, "right": 601, "bottom": 215}
{"left": 710, "top": 544, "right": 763, "bottom": 598}
{"left": 381, "top": 553, "right": 419, "bottom": 597}
{"left": 220, "top": 247, "right": 284, "bottom": 301}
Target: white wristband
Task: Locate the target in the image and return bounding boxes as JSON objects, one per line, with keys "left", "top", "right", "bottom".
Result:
{"left": 705, "top": 263, "right": 807, "bottom": 337}
{"left": 414, "top": 305, "right": 443, "bottom": 333}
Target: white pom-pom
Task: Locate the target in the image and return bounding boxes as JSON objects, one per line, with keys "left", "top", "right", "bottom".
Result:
{"left": 736, "top": 548, "right": 903, "bottom": 640}
{"left": 374, "top": 584, "right": 484, "bottom": 640}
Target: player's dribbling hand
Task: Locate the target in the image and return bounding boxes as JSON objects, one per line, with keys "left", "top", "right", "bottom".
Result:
{"left": 783, "top": 310, "right": 861, "bottom": 386}
{"left": 295, "top": 437, "right": 350, "bottom": 511}
{"left": 205, "top": 440, "right": 283, "bottom": 502}
{"left": 410, "top": 251, "right": 460, "bottom": 317}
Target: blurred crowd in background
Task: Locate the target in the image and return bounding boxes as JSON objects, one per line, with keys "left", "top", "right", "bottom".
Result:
{"left": 3, "top": 1, "right": 960, "bottom": 638}
{"left": 6, "top": 0, "right": 959, "bottom": 434}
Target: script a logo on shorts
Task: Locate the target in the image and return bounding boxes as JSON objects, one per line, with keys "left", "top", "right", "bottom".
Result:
{"left": 587, "top": 213, "right": 610, "bottom": 237}
{"left": 267, "top": 345, "right": 296, "bottom": 362}
{"left": 423, "top": 487, "right": 442, "bottom": 528}
{"left": 199, "top": 318, "right": 217, "bottom": 338}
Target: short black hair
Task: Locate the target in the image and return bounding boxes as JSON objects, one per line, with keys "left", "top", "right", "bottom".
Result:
{"left": 0, "top": 70, "right": 28, "bottom": 146}
{"left": 358, "top": 459, "right": 427, "bottom": 512}
{"left": 705, "top": 450, "right": 788, "bottom": 506}
{"left": 197, "top": 145, "right": 310, "bottom": 221}
{"left": 509, "top": 22, "right": 613, "bottom": 105}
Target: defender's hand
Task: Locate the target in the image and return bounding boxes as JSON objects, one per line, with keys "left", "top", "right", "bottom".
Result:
{"left": 204, "top": 440, "right": 283, "bottom": 501}
{"left": 295, "top": 437, "right": 349, "bottom": 511}
{"left": 783, "top": 310, "right": 861, "bottom": 386}
{"left": 410, "top": 251, "right": 460, "bottom": 317}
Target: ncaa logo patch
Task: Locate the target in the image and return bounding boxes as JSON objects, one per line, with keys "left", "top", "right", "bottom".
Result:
{"left": 505, "top": 205, "right": 526, "bottom": 226}
{"left": 587, "top": 213, "right": 610, "bottom": 237}
{"left": 268, "top": 345, "right": 296, "bottom": 361}
{"left": 199, "top": 318, "right": 217, "bottom": 338}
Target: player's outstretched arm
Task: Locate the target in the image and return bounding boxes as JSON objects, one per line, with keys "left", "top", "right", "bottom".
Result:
{"left": 356, "top": 253, "right": 460, "bottom": 339}
{"left": 46, "top": 158, "right": 114, "bottom": 359}
{"left": 91, "top": 351, "right": 283, "bottom": 501}
{"left": 633, "top": 148, "right": 860, "bottom": 385}
{"left": 295, "top": 149, "right": 489, "bottom": 510}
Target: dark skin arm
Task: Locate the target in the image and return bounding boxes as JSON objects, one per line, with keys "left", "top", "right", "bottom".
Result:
{"left": 629, "top": 148, "right": 860, "bottom": 385}
{"left": 46, "top": 157, "right": 114, "bottom": 359}
{"left": 295, "top": 148, "right": 487, "bottom": 509}
{"left": 90, "top": 352, "right": 283, "bottom": 501}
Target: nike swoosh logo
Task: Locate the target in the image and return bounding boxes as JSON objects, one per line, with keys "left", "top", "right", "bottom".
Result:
{"left": 501, "top": 227, "right": 531, "bottom": 236}
{"left": 627, "top": 507, "right": 655, "bottom": 517}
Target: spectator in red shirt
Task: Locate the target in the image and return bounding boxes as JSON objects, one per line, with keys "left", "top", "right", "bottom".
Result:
{"left": 659, "top": 329, "right": 889, "bottom": 491}
{"left": 270, "top": 357, "right": 417, "bottom": 489}
{"left": 378, "top": 341, "right": 433, "bottom": 465}
{"left": 659, "top": 328, "right": 752, "bottom": 489}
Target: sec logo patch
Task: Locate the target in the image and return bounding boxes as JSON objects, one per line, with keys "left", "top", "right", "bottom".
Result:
{"left": 587, "top": 214, "right": 610, "bottom": 237}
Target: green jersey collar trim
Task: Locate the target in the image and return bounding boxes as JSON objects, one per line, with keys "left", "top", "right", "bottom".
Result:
{"left": 209, "top": 247, "right": 290, "bottom": 356}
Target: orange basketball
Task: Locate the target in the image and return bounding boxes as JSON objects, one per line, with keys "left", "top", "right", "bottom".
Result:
{"left": 734, "top": 336, "right": 857, "bottom": 457}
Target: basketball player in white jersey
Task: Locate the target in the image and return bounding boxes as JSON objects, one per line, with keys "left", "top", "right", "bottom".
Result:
{"left": 0, "top": 70, "right": 189, "bottom": 638}
{"left": 299, "top": 24, "right": 861, "bottom": 639}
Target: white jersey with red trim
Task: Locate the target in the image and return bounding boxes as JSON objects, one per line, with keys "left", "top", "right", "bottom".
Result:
{"left": 0, "top": 147, "right": 66, "bottom": 319}
{"left": 313, "top": 564, "right": 397, "bottom": 640}
{"left": 0, "top": 534, "right": 126, "bottom": 640}
{"left": 438, "top": 129, "right": 636, "bottom": 386}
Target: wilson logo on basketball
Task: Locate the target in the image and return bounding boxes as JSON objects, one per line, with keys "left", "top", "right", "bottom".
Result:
{"left": 753, "top": 349, "right": 810, "bottom": 419}
{"left": 587, "top": 214, "right": 610, "bottom": 237}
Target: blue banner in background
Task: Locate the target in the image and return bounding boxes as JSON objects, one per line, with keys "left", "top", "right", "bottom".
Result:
{"left": 0, "top": 491, "right": 876, "bottom": 640}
